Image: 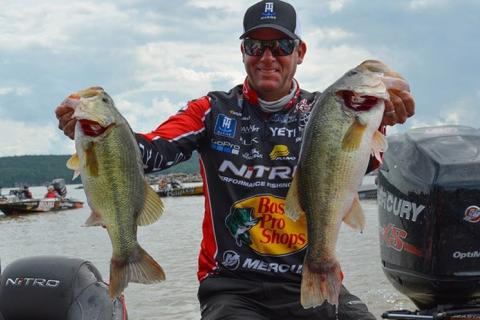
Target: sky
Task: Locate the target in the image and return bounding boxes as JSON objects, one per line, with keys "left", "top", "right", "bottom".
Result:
{"left": 0, "top": 0, "right": 479, "bottom": 157}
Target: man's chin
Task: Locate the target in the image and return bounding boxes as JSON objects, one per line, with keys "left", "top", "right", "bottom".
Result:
{"left": 255, "top": 81, "right": 281, "bottom": 93}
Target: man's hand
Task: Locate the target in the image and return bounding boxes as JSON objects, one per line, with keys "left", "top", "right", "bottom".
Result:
{"left": 55, "top": 101, "right": 77, "bottom": 140}
{"left": 381, "top": 88, "right": 415, "bottom": 127}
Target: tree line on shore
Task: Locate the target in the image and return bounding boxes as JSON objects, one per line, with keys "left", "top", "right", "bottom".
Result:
{"left": 0, "top": 154, "right": 200, "bottom": 188}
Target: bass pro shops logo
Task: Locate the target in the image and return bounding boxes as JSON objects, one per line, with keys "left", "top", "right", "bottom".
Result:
{"left": 225, "top": 195, "right": 307, "bottom": 256}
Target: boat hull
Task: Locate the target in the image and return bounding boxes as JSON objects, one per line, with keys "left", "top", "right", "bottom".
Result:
{"left": 156, "top": 185, "right": 203, "bottom": 197}
{"left": 0, "top": 198, "right": 83, "bottom": 216}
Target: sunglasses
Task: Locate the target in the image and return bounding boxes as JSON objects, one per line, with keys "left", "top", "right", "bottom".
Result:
{"left": 242, "top": 39, "right": 300, "bottom": 57}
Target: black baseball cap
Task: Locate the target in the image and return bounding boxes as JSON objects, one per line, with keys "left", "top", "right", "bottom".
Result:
{"left": 240, "top": 0, "right": 302, "bottom": 40}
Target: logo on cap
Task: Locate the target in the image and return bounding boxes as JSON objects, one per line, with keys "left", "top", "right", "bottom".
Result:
{"left": 261, "top": 2, "right": 276, "bottom": 20}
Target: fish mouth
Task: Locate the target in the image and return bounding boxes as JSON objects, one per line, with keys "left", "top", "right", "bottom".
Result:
{"left": 78, "top": 119, "right": 113, "bottom": 137}
{"left": 337, "top": 90, "right": 381, "bottom": 111}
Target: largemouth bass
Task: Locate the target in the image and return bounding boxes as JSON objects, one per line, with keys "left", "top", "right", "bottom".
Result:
{"left": 66, "top": 87, "right": 165, "bottom": 299}
{"left": 285, "top": 60, "right": 408, "bottom": 309}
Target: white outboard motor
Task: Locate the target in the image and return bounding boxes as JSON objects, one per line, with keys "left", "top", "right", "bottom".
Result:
{"left": 0, "top": 256, "right": 127, "bottom": 320}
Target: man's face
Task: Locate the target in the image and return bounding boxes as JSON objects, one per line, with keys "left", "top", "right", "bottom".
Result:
{"left": 242, "top": 28, "right": 306, "bottom": 101}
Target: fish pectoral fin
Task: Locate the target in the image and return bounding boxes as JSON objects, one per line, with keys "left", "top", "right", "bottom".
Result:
{"left": 83, "top": 210, "right": 106, "bottom": 227}
{"left": 371, "top": 130, "right": 388, "bottom": 163}
{"left": 67, "top": 153, "right": 81, "bottom": 180}
{"left": 137, "top": 180, "right": 165, "bottom": 226}
{"left": 284, "top": 173, "right": 305, "bottom": 221}
{"left": 343, "top": 195, "right": 365, "bottom": 232}
{"left": 84, "top": 142, "right": 99, "bottom": 177}
{"left": 342, "top": 118, "right": 366, "bottom": 151}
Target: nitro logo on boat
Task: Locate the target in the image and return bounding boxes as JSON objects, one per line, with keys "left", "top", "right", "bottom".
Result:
{"left": 463, "top": 205, "right": 480, "bottom": 223}
{"left": 225, "top": 195, "right": 307, "bottom": 256}
{"left": 5, "top": 277, "right": 60, "bottom": 288}
{"left": 377, "top": 186, "right": 426, "bottom": 222}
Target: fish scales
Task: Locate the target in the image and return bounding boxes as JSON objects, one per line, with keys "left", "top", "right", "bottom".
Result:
{"left": 67, "top": 87, "right": 165, "bottom": 299}
{"left": 285, "top": 60, "right": 407, "bottom": 310}
{"left": 81, "top": 124, "right": 143, "bottom": 257}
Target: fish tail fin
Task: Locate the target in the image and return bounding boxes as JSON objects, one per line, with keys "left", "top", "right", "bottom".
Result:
{"left": 301, "top": 258, "right": 343, "bottom": 309}
{"left": 109, "top": 244, "right": 166, "bottom": 299}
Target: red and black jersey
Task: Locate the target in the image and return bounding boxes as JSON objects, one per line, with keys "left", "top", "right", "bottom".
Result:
{"left": 136, "top": 79, "right": 380, "bottom": 284}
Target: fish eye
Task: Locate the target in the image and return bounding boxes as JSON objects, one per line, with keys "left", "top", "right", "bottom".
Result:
{"left": 102, "top": 98, "right": 109, "bottom": 103}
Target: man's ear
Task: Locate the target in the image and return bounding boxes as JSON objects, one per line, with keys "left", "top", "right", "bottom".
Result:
{"left": 296, "top": 41, "right": 307, "bottom": 65}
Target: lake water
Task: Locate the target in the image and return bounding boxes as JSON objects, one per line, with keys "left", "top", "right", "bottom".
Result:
{"left": 0, "top": 184, "right": 415, "bottom": 319}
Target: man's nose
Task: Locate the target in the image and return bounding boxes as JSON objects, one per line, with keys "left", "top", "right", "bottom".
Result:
{"left": 260, "top": 47, "right": 275, "bottom": 60}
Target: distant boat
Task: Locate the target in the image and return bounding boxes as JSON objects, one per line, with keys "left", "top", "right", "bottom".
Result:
{"left": 0, "top": 197, "right": 83, "bottom": 216}
{"left": 358, "top": 171, "right": 378, "bottom": 200}
{"left": 0, "top": 179, "right": 83, "bottom": 216}
{"left": 153, "top": 181, "right": 203, "bottom": 197}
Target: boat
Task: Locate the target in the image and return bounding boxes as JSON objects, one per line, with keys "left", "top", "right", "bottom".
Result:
{"left": 0, "top": 178, "right": 83, "bottom": 216}
{"left": 0, "top": 197, "right": 83, "bottom": 216}
{"left": 358, "top": 182, "right": 377, "bottom": 200}
{"left": 153, "top": 180, "right": 203, "bottom": 197}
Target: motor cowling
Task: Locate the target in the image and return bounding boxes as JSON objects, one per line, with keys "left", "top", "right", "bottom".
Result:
{"left": 0, "top": 256, "right": 127, "bottom": 320}
{"left": 51, "top": 179, "right": 67, "bottom": 198}
{"left": 378, "top": 125, "right": 480, "bottom": 310}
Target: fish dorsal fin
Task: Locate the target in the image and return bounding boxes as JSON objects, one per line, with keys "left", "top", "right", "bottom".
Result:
{"left": 371, "top": 130, "right": 388, "bottom": 163}
{"left": 67, "top": 153, "right": 81, "bottom": 180}
{"left": 342, "top": 118, "right": 366, "bottom": 151}
{"left": 137, "top": 180, "right": 165, "bottom": 226}
{"left": 284, "top": 171, "right": 305, "bottom": 222}
{"left": 343, "top": 195, "right": 365, "bottom": 231}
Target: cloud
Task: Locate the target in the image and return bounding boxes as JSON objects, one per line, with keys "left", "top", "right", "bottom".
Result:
{"left": 186, "top": 0, "right": 250, "bottom": 12}
{"left": 0, "top": 86, "right": 31, "bottom": 96}
{"left": 298, "top": 44, "right": 375, "bottom": 91}
{"left": 113, "top": 95, "right": 184, "bottom": 133}
{"left": 132, "top": 41, "right": 244, "bottom": 96}
{"left": 407, "top": 0, "right": 450, "bottom": 10}
{"left": 0, "top": 2, "right": 131, "bottom": 50}
{"left": 0, "top": 119, "right": 73, "bottom": 157}
{"left": 408, "top": 93, "right": 480, "bottom": 131}
{"left": 306, "top": 27, "right": 353, "bottom": 42}
{"left": 327, "top": 0, "right": 346, "bottom": 13}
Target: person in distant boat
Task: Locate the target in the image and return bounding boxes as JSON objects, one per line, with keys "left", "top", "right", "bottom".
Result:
{"left": 55, "top": 1, "right": 415, "bottom": 319}
{"left": 21, "top": 185, "right": 32, "bottom": 199}
{"left": 44, "top": 185, "right": 59, "bottom": 199}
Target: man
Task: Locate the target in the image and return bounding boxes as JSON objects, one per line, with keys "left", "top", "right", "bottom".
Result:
{"left": 21, "top": 185, "right": 33, "bottom": 199}
{"left": 56, "top": 1, "right": 414, "bottom": 319}
{"left": 44, "top": 185, "right": 59, "bottom": 199}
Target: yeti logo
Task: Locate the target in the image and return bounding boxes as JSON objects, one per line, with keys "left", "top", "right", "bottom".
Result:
{"left": 225, "top": 207, "right": 259, "bottom": 247}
